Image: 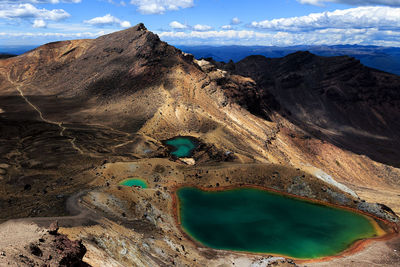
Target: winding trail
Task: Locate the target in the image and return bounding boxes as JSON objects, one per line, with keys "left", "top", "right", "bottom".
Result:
{"left": 5, "top": 72, "right": 84, "bottom": 154}
{"left": 1, "top": 69, "right": 151, "bottom": 156}
{"left": 0, "top": 189, "right": 100, "bottom": 229}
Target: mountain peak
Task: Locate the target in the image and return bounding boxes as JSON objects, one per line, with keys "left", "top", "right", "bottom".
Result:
{"left": 96, "top": 23, "right": 152, "bottom": 43}
{"left": 135, "top": 23, "right": 147, "bottom": 31}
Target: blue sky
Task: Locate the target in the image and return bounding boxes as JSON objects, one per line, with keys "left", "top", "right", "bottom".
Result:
{"left": 0, "top": 0, "right": 400, "bottom": 46}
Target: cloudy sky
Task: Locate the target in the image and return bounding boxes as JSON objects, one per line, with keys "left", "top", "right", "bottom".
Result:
{"left": 0, "top": 0, "right": 400, "bottom": 46}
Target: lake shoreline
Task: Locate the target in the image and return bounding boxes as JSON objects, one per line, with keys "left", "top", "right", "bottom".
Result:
{"left": 162, "top": 136, "right": 200, "bottom": 158}
{"left": 119, "top": 178, "right": 148, "bottom": 188}
{"left": 171, "top": 183, "right": 399, "bottom": 263}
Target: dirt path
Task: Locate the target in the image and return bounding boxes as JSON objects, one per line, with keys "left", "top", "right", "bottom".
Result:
{"left": 2, "top": 70, "right": 145, "bottom": 156}
{"left": 0, "top": 189, "right": 99, "bottom": 229}
{"left": 0, "top": 190, "right": 95, "bottom": 266}
{"left": 5, "top": 72, "right": 84, "bottom": 154}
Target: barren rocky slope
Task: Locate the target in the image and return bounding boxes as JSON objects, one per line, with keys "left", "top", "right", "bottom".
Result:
{"left": 227, "top": 52, "right": 400, "bottom": 168}
{"left": 0, "top": 24, "right": 399, "bottom": 266}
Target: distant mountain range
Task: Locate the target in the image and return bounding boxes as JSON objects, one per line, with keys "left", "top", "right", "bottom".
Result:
{"left": 2, "top": 44, "right": 400, "bottom": 76}
{"left": 0, "top": 45, "right": 37, "bottom": 56}
{"left": 177, "top": 45, "right": 400, "bottom": 76}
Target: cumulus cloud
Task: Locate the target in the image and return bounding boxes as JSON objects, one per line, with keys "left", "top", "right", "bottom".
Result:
{"left": 32, "top": 19, "right": 46, "bottom": 28}
{"left": 130, "top": 0, "right": 194, "bottom": 14}
{"left": 251, "top": 6, "right": 400, "bottom": 31}
{"left": 298, "top": 0, "right": 400, "bottom": 6}
{"left": 157, "top": 28, "right": 400, "bottom": 47}
{"left": 106, "top": 0, "right": 127, "bottom": 6}
{"left": 2, "top": 0, "right": 81, "bottom": 3}
{"left": 0, "top": 3, "right": 70, "bottom": 20}
{"left": 84, "top": 14, "right": 131, "bottom": 28}
{"left": 0, "top": 31, "right": 108, "bottom": 38}
{"left": 157, "top": 6, "right": 400, "bottom": 47}
{"left": 193, "top": 24, "right": 212, "bottom": 31}
{"left": 221, "top": 25, "right": 232, "bottom": 30}
{"left": 169, "top": 21, "right": 188, "bottom": 29}
{"left": 169, "top": 21, "right": 213, "bottom": 31}
{"left": 231, "top": 17, "right": 241, "bottom": 25}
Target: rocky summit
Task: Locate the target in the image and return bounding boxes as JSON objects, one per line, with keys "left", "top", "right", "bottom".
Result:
{"left": 0, "top": 24, "right": 399, "bottom": 266}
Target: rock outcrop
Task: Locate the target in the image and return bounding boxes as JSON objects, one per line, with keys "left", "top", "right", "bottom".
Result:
{"left": 0, "top": 221, "right": 89, "bottom": 267}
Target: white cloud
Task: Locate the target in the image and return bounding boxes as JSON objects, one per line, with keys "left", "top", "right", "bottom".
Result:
{"left": 169, "top": 22, "right": 212, "bottom": 31}
{"left": 251, "top": 6, "right": 400, "bottom": 31}
{"left": 193, "top": 24, "right": 212, "bottom": 31}
{"left": 0, "top": 31, "right": 109, "bottom": 38}
{"left": 158, "top": 6, "right": 399, "bottom": 46}
{"left": 46, "top": 22, "right": 92, "bottom": 31}
{"left": 298, "top": 0, "right": 400, "bottom": 6}
{"left": 84, "top": 14, "right": 131, "bottom": 28}
{"left": 231, "top": 17, "right": 241, "bottom": 25}
{"left": 169, "top": 20, "right": 187, "bottom": 29}
{"left": 2, "top": 0, "right": 81, "bottom": 3}
{"left": 106, "top": 0, "right": 127, "bottom": 6}
{"left": 130, "top": 0, "right": 194, "bottom": 14}
{"left": 0, "top": 3, "right": 70, "bottom": 20}
{"left": 157, "top": 27, "right": 400, "bottom": 47}
{"left": 120, "top": 20, "right": 131, "bottom": 28}
{"left": 32, "top": 19, "right": 46, "bottom": 28}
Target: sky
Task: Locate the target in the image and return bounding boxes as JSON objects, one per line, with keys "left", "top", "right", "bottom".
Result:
{"left": 0, "top": 0, "right": 400, "bottom": 47}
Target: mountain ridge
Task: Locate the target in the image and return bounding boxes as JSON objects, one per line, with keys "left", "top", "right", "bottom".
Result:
{"left": 220, "top": 51, "right": 400, "bottom": 167}
{"left": 178, "top": 44, "right": 400, "bottom": 75}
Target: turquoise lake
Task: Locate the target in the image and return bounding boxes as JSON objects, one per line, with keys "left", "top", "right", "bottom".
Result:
{"left": 119, "top": 179, "right": 148, "bottom": 188}
{"left": 164, "top": 137, "right": 198, "bottom": 158}
{"left": 177, "top": 187, "right": 378, "bottom": 259}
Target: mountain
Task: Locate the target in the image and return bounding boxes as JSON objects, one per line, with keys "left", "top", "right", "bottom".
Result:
{"left": 225, "top": 52, "right": 400, "bottom": 168}
{"left": 178, "top": 45, "right": 400, "bottom": 75}
{"left": 4, "top": 44, "right": 400, "bottom": 75}
{"left": 0, "top": 45, "right": 37, "bottom": 56}
{"left": 0, "top": 54, "right": 15, "bottom": 59}
{"left": 0, "top": 25, "right": 399, "bottom": 266}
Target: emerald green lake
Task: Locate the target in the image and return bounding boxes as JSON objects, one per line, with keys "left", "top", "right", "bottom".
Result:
{"left": 164, "top": 137, "right": 198, "bottom": 158}
{"left": 177, "top": 187, "right": 378, "bottom": 259}
{"left": 119, "top": 179, "right": 148, "bottom": 188}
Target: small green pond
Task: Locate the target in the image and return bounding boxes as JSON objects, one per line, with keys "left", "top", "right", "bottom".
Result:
{"left": 119, "top": 179, "right": 148, "bottom": 188}
{"left": 164, "top": 137, "right": 199, "bottom": 158}
{"left": 177, "top": 187, "right": 378, "bottom": 259}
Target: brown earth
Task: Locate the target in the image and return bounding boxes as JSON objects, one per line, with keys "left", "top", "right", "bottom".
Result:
{"left": 0, "top": 220, "right": 89, "bottom": 266}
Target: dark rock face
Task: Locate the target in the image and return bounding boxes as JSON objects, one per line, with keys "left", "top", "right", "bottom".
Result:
{"left": 226, "top": 52, "right": 400, "bottom": 167}
{"left": 29, "top": 243, "right": 43, "bottom": 257}
{"left": 12, "top": 224, "right": 90, "bottom": 267}
{"left": 47, "top": 221, "right": 89, "bottom": 266}
{"left": 54, "top": 234, "right": 87, "bottom": 267}
{"left": 48, "top": 220, "right": 59, "bottom": 235}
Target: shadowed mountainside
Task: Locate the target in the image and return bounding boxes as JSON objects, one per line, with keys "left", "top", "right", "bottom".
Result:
{"left": 0, "top": 54, "right": 16, "bottom": 60}
{"left": 225, "top": 52, "right": 400, "bottom": 167}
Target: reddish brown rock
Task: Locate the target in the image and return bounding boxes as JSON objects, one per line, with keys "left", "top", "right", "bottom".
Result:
{"left": 48, "top": 221, "right": 59, "bottom": 235}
